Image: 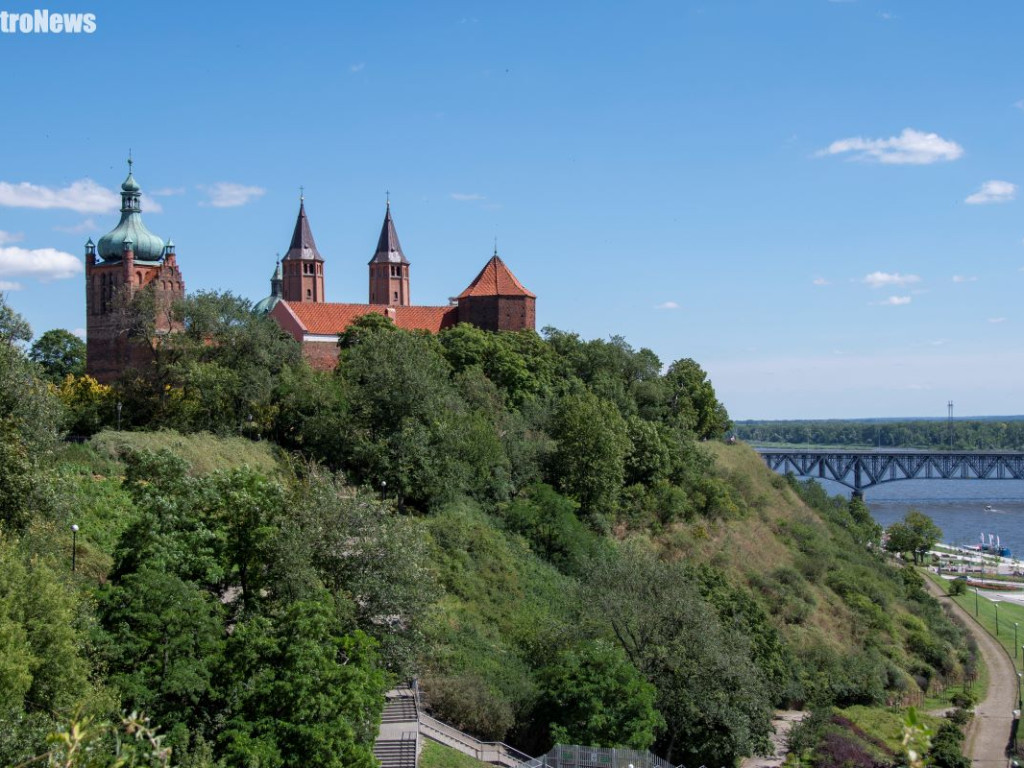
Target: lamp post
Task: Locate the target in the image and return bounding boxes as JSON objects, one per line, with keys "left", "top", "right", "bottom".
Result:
{"left": 975, "top": 586, "right": 979, "bottom": 617}
{"left": 995, "top": 602, "right": 1000, "bottom": 636}
{"left": 380, "top": 480, "right": 387, "bottom": 502}
{"left": 70, "top": 524, "right": 79, "bottom": 573}
{"left": 116, "top": 401, "right": 122, "bottom": 431}
{"left": 1015, "top": 623, "right": 1019, "bottom": 660}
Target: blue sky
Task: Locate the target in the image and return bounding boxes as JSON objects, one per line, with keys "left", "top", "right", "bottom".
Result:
{"left": 1, "top": 1, "right": 1022, "bottom": 419}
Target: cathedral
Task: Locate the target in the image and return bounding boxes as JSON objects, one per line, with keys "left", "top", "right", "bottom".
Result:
{"left": 85, "top": 163, "right": 536, "bottom": 381}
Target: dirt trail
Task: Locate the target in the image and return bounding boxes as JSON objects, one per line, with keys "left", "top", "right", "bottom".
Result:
{"left": 739, "top": 711, "right": 807, "bottom": 768}
{"left": 923, "top": 577, "right": 1016, "bottom": 767}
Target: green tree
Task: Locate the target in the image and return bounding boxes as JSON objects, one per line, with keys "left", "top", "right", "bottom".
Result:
{"left": 0, "top": 296, "right": 63, "bottom": 530}
{"left": 663, "top": 358, "right": 731, "bottom": 439}
{"left": 96, "top": 566, "right": 225, "bottom": 751}
{"left": 885, "top": 510, "right": 942, "bottom": 564}
{"left": 547, "top": 389, "right": 630, "bottom": 522}
{"left": 584, "top": 540, "right": 772, "bottom": 765}
{"left": 536, "top": 639, "right": 663, "bottom": 750}
{"left": 220, "top": 592, "right": 388, "bottom": 768}
{"left": 29, "top": 328, "right": 87, "bottom": 382}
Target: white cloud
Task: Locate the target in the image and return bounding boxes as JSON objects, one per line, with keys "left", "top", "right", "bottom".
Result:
{"left": 199, "top": 183, "right": 266, "bottom": 208}
{"left": 879, "top": 296, "right": 911, "bottom": 306}
{"left": 989, "top": 317, "right": 1007, "bottom": 324}
{"left": 817, "top": 128, "right": 964, "bottom": 165}
{"left": 149, "top": 187, "right": 185, "bottom": 197}
{"left": 862, "top": 271, "right": 921, "bottom": 288}
{"left": 54, "top": 218, "right": 98, "bottom": 235}
{"left": 72, "top": 328, "right": 86, "bottom": 339}
{"left": 350, "top": 62, "right": 365, "bottom": 73}
{"left": 812, "top": 277, "right": 830, "bottom": 286}
{"left": 655, "top": 301, "right": 680, "bottom": 310}
{"left": 450, "top": 193, "right": 486, "bottom": 201}
{"left": 0, "top": 178, "right": 121, "bottom": 213}
{"left": 965, "top": 180, "right": 1016, "bottom": 205}
{"left": 951, "top": 275, "right": 977, "bottom": 283}
{"left": 0, "top": 280, "right": 23, "bottom": 291}
{"left": 0, "top": 246, "right": 82, "bottom": 281}
{"left": 0, "top": 230, "right": 24, "bottom": 245}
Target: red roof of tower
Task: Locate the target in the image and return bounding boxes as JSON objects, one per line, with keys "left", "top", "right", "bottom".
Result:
{"left": 457, "top": 254, "right": 535, "bottom": 299}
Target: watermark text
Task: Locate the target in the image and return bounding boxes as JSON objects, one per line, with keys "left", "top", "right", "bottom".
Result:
{"left": 1, "top": 9, "right": 96, "bottom": 34}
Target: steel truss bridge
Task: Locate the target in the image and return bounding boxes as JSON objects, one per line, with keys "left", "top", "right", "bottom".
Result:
{"left": 757, "top": 448, "right": 1024, "bottom": 496}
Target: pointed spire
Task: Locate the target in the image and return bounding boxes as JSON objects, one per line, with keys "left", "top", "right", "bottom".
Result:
{"left": 283, "top": 197, "right": 322, "bottom": 261}
{"left": 369, "top": 199, "right": 408, "bottom": 265}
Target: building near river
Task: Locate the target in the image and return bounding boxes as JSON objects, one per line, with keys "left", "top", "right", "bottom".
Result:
{"left": 260, "top": 196, "right": 536, "bottom": 370}
{"left": 85, "top": 163, "right": 536, "bottom": 380}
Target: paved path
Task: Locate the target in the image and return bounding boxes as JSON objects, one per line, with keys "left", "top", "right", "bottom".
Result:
{"left": 739, "top": 710, "right": 807, "bottom": 768}
{"left": 923, "top": 577, "right": 1016, "bottom": 767}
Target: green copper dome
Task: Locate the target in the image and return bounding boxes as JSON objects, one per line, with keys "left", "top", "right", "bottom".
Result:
{"left": 96, "top": 160, "right": 165, "bottom": 263}
{"left": 254, "top": 261, "right": 284, "bottom": 316}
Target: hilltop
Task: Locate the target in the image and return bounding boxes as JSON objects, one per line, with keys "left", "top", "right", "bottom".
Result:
{"left": 0, "top": 292, "right": 975, "bottom": 767}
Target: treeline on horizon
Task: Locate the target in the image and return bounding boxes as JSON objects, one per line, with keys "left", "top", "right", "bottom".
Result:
{"left": 0, "top": 289, "right": 976, "bottom": 768}
{"left": 735, "top": 418, "right": 1024, "bottom": 450}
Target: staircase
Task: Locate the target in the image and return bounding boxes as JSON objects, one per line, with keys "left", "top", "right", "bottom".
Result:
{"left": 373, "top": 684, "right": 535, "bottom": 768}
{"left": 373, "top": 689, "right": 419, "bottom": 768}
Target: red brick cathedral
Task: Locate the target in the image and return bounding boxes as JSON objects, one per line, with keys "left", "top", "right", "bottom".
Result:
{"left": 86, "top": 164, "right": 536, "bottom": 381}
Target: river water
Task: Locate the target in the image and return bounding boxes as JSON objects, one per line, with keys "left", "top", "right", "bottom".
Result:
{"left": 808, "top": 478, "right": 1024, "bottom": 560}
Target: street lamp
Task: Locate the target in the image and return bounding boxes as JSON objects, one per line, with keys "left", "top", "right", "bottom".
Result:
{"left": 70, "top": 524, "right": 79, "bottom": 573}
{"left": 116, "top": 401, "right": 122, "bottom": 431}
{"left": 380, "top": 480, "right": 387, "bottom": 502}
{"left": 995, "top": 601, "right": 1000, "bottom": 636}
{"left": 975, "top": 586, "right": 980, "bottom": 617}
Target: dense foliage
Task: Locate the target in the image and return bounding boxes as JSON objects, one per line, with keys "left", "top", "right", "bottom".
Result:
{"left": 0, "top": 291, "right": 976, "bottom": 767}
{"left": 735, "top": 417, "right": 1024, "bottom": 450}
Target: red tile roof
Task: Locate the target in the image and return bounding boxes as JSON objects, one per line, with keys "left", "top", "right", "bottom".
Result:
{"left": 394, "top": 305, "right": 458, "bottom": 332}
{"left": 283, "top": 302, "right": 457, "bottom": 335}
{"left": 457, "top": 255, "right": 535, "bottom": 299}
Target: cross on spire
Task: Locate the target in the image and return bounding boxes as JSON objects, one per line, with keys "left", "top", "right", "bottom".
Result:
{"left": 299, "top": 185, "right": 304, "bottom": 202}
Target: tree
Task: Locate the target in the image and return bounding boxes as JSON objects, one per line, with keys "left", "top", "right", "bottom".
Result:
{"left": 96, "top": 566, "right": 225, "bottom": 751}
{"left": 663, "top": 358, "right": 731, "bottom": 439}
{"left": 0, "top": 296, "right": 63, "bottom": 529}
{"left": 584, "top": 540, "right": 773, "bottom": 765}
{"left": 29, "top": 329, "right": 86, "bottom": 382}
{"left": 219, "top": 592, "right": 388, "bottom": 768}
{"left": 547, "top": 389, "right": 630, "bottom": 522}
{"left": 536, "top": 639, "right": 663, "bottom": 750}
{"left": 885, "top": 510, "right": 942, "bottom": 564}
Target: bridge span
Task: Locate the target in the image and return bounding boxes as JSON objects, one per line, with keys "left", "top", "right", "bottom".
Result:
{"left": 756, "top": 448, "right": 1024, "bottom": 496}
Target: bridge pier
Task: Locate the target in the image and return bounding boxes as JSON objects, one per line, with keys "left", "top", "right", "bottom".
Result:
{"left": 851, "top": 489, "right": 864, "bottom": 501}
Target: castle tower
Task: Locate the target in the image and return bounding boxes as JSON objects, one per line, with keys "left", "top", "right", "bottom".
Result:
{"left": 85, "top": 159, "right": 184, "bottom": 383}
{"left": 281, "top": 196, "right": 325, "bottom": 303}
{"left": 455, "top": 248, "right": 536, "bottom": 332}
{"left": 368, "top": 200, "right": 410, "bottom": 306}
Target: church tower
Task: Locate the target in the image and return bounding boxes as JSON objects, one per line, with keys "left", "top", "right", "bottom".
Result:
{"left": 281, "top": 196, "right": 325, "bottom": 303}
{"left": 368, "top": 200, "right": 410, "bottom": 306}
{"left": 85, "top": 158, "right": 184, "bottom": 383}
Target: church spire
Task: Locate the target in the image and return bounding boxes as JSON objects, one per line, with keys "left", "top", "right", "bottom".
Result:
{"left": 281, "top": 195, "right": 325, "bottom": 303}
{"left": 284, "top": 196, "right": 322, "bottom": 262}
{"left": 368, "top": 199, "right": 408, "bottom": 265}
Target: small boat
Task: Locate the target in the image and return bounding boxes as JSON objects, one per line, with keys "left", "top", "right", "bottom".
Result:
{"left": 985, "top": 504, "right": 995, "bottom": 511}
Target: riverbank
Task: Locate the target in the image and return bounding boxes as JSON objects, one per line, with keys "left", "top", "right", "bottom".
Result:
{"left": 922, "top": 572, "right": 1020, "bottom": 765}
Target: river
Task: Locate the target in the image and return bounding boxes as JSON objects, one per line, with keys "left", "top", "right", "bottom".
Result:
{"left": 809, "top": 478, "right": 1024, "bottom": 560}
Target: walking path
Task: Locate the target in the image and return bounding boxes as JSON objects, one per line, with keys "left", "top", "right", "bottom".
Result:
{"left": 923, "top": 577, "right": 1017, "bottom": 767}
{"left": 739, "top": 711, "right": 807, "bottom": 768}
